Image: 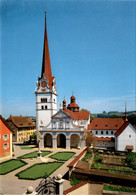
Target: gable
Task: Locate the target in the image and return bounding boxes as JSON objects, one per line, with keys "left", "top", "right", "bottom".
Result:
{"left": 52, "top": 110, "right": 71, "bottom": 119}
{"left": 115, "top": 122, "right": 136, "bottom": 137}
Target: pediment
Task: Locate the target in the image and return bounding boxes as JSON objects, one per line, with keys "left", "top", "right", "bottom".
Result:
{"left": 52, "top": 110, "right": 71, "bottom": 119}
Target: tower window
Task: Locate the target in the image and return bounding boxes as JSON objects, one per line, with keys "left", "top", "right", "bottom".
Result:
{"left": 41, "top": 98, "right": 47, "bottom": 103}
{"left": 41, "top": 106, "right": 44, "bottom": 110}
{"left": 111, "top": 131, "right": 113, "bottom": 135}
{"left": 106, "top": 131, "right": 108, "bottom": 135}
{"left": 101, "top": 131, "right": 103, "bottom": 135}
{"left": 96, "top": 131, "right": 98, "bottom": 135}
{"left": 45, "top": 105, "right": 47, "bottom": 109}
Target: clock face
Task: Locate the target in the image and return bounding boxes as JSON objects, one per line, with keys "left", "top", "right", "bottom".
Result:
{"left": 41, "top": 81, "right": 47, "bottom": 87}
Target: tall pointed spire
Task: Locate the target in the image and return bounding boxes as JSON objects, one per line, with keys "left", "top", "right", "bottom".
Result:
{"left": 41, "top": 11, "right": 53, "bottom": 88}
{"left": 125, "top": 102, "right": 128, "bottom": 122}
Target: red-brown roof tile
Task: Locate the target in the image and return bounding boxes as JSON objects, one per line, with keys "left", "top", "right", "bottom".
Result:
{"left": 88, "top": 118, "right": 124, "bottom": 130}
{"left": 93, "top": 137, "right": 111, "bottom": 141}
{"left": 64, "top": 109, "right": 90, "bottom": 120}
{"left": 63, "top": 181, "right": 88, "bottom": 195}
{"left": 6, "top": 116, "right": 36, "bottom": 128}
{"left": 115, "top": 121, "right": 129, "bottom": 137}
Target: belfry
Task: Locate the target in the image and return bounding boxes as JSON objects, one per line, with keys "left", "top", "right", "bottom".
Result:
{"left": 35, "top": 12, "right": 57, "bottom": 137}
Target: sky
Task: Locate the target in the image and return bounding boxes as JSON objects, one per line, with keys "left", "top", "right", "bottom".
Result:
{"left": 1, "top": 0, "right": 136, "bottom": 118}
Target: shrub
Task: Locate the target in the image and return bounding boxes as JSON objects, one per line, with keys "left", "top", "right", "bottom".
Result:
{"left": 70, "top": 178, "right": 83, "bottom": 186}
{"left": 104, "top": 185, "right": 136, "bottom": 193}
{"left": 81, "top": 152, "right": 92, "bottom": 162}
{"left": 126, "top": 153, "right": 136, "bottom": 169}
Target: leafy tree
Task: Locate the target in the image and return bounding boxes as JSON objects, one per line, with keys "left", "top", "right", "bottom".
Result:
{"left": 85, "top": 132, "right": 95, "bottom": 152}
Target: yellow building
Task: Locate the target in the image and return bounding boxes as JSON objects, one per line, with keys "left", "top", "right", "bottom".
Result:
{"left": 6, "top": 116, "right": 36, "bottom": 142}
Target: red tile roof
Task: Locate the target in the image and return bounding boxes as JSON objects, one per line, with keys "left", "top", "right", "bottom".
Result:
{"left": 93, "top": 137, "right": 112, "bottom": 142}
{"left": 63, "top": 181, "right": 88, "bottom": 195}
{"left": 115, "top": 121, "right": 129, "bottom": 137}
{"left": 88, "top": 118, "right": 124, "bottom": 130}
{"left": 64, "top": 109, "right": 90, "bottom": 120}
{"left": 6, "top": 116, "right": 35, "bottom": 128}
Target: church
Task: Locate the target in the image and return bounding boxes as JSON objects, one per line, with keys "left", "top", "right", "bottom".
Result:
{"left": 35, "top": 12, "right": 90, "bottom": 149}
{"left": 35, "top": 12, "right": 136, "bottom": 152}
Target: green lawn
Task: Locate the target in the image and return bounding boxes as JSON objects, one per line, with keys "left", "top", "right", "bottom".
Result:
{"left": 16, "top": 162, "right": 64, "bottom": 180}
{"left": 0, "top": 159, "right": 27, "bottom": 175}
{"left": 18, "top": 151, "right": 51, "bottom": 159}
{"left": 49, "top": 152, "right": 75, "bottom": 161}
{"left": 20, "top": 146, "right": 35, "bottom": 149}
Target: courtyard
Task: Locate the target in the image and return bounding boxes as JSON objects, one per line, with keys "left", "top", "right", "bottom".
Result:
{"left": 0, "top": 143, "right": 81, "bottom": 194}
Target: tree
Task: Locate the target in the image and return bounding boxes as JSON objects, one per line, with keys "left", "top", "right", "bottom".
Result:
{"left": 85, "top": 131, "right": 95, "bottom": 152}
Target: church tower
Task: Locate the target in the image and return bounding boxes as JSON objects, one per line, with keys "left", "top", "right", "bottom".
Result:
{"left": 35, "top": 12, "right": 57, "bottom": 133}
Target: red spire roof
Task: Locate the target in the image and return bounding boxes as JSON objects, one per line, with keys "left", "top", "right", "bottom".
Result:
{"left": 41, "top": 11, "right": 53, "bottom": 89}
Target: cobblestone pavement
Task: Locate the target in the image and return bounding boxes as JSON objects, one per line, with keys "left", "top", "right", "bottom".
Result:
{"left": 0, "top": 144, "right": 82, "bottom": 194}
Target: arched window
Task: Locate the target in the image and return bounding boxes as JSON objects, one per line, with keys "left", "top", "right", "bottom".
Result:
{"left": 41, "top": 106, "right": 44, "bottom": 110}
{"left": 45, "top": 105, "right": 47, "bottom": 109}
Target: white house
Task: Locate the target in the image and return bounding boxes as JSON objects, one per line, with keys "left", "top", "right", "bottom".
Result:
{"left": 115, "top": 121, "right": 136, "bottom": 152}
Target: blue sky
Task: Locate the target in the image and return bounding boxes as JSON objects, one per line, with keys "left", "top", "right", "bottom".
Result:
{"left": 1, "top": 0, "right": 136, "bottom": 118}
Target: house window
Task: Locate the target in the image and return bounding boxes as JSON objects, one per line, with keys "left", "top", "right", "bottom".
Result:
{"left": 3, "top": 135, "right": 9, "bottom": 140}
{"left": 45, "top": 105, "right": 47, "bottom": 110}
{"left": 111, "top": 131, "right": 113, "bottom": 135}
{"left": 106, "top": 131, "right": 108, "bottom": 135}
{"left": 96, "top": 131, "right": 98, "bottom": 135}
{"left": 3, "top": 143, "right": 9, "bottom": 149}
{"left": 101, "top": 131, "right": 103, "bottom": 135}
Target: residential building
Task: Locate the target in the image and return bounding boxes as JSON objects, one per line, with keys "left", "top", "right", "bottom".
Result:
{"left": 6, "top": 116, "right": 36, "bottom": 142}
{"left": 0, "top": 115, "right": 13, "bottom": 158}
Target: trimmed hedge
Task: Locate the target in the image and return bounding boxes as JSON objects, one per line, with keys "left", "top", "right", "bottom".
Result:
{"left": 49, "top": 152, "right": 75, "bottom": 161}
{"left": 16, "top": 162, "right": 64, "bottom": 180}
{"left": 104, "top": 185, "right": 136, "bottom": 193}
{"left": 0, "top": 159, "right": 27, "bottom": 175}
{"left": 18, "top": 151, "right": 52, "bottom": 159}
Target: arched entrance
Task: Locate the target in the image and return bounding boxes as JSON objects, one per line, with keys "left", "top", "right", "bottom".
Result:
{"left": 44, "top": 133, "right": 52, "bottom": 147}
{"left": 57, "top": 134, "right": 66, "bottom": 148}
{"left": 70, "top": 134, "right": 80, "bottom": 148}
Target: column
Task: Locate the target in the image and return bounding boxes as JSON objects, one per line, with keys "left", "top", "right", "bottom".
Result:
{"left": 53, "top": 136, "right": 57, "bottom": 148}
{"left": 66, "top": 138, "right": 70, "bottom": 149}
